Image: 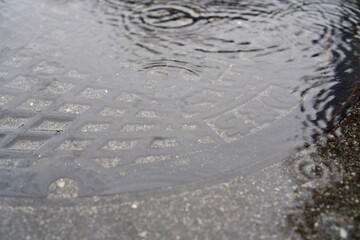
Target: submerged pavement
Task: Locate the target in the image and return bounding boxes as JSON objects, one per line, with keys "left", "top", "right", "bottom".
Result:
{"left": 0, "top": 0, "right": 359, "bottom": 239}
{"left": 0, "top": 100, "right": 358, "bottom": 239}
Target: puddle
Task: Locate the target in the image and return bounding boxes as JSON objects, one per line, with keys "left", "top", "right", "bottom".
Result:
{"left": 0, "top": 0, "right": 359, "bottom": 197}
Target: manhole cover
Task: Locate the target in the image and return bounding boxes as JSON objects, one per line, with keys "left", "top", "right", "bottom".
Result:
{"left": 0, "top": 0, "right": 359, "bottom": 197}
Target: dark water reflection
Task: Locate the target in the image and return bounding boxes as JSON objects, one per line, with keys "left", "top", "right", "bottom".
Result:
{"left": 0, "top": 0, "right": 358, "bottom": 196}
{"left": 295, "top": 0, "right": 360, "bottom": 140}
{"left": 97, "top": 0, "right": 340, "bottom": 56}
{"left": 95, "top": 0, "right": 360, "bottom": 134}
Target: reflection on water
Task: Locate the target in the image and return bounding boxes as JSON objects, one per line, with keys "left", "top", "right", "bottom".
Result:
{"left": 95, "top": 0, "right": 360, "bottom": 137}
{"left": 295, "top": 0, "right": 360, "bottom": 141}
{"left": 98, "top": 0, "right": 345, "bottom": 56}
{"left": 0, "top": 0, "right": 359, "bottom": 196}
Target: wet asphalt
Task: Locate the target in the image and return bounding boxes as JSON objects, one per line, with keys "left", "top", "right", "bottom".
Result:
{"left": 1, "top": 0, "right": 360, "bottom": 239}
{"left": 0, "top": 100, "right": 358, "bottom": 240}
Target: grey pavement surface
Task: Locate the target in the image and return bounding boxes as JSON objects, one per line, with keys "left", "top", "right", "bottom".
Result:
{"left": 0, "top": 101, "right": 358, "bottom": 240}
{"left": 0, "top": 0, "right": 359, "bottom": 239}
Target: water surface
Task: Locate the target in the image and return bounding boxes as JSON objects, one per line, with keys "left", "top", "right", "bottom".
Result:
{"left": 0, "top": 0, "right": 359, "bottom": 196}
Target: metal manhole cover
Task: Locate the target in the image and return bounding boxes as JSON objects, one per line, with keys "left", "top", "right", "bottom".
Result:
{"left": 0, "top": 0, "right": 359, "bottom": 197}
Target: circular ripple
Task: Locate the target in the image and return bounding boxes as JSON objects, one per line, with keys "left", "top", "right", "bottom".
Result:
{"left": 0, "top": 0, "right": 359, "bottom": 197}
{"left": 97, "top": 0, "right": 348, "bottom": 58}
{"left": 140, "top": 5, "right": 200, "bottom": 29}
{"left": 289, "top": 148, "right": 343, "bottom": 188}
{"left": 137, "top": 59, "right": 204, "bottom": 99}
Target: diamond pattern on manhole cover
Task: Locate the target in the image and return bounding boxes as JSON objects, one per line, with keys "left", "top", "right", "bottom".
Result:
{"left": 4, "top": 136, "right": 49, "bottom": 151}
{"left": 0, "top": 94, "right": 14, "bottom": 105}
{"left": 57, "top": 103, "right": 90, "bottom": 115}
{"left": 0, "top": 0, "right": 359, "bottom": 197}
{"left": 0, "top": 117, "right": 28, "bottom": 129}
{"left": 31, "top": 117, "right": 73, "bottom": 132}
{"left": 17, "top": 99, "right": 53, "bottom": 112}
{"left": 5, "top": 75, "right": 39, "bottom": 90}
